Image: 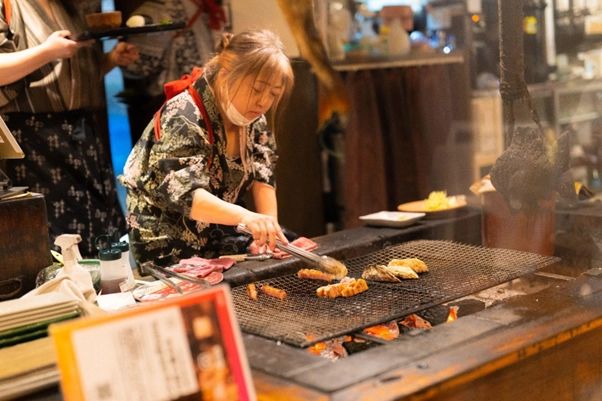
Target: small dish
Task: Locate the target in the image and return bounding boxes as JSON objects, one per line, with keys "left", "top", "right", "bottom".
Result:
{"left": 359, "top": 211, "right": 426, "bottom": 228}
{"left": 85, "top": 11, "right": 122, "bottom": 31}
{"left": 74, "top": 21, "right": 186, "bottom": 41}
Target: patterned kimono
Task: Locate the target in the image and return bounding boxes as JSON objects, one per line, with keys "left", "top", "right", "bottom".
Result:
{"left": 0, "top": 0, "right": 125, "bottom": 256}
{"left": 120, "top": 72, "right": 278, "bottom": 264}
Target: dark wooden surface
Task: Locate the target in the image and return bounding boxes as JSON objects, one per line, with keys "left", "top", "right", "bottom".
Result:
{"left": 273, "top": 60, "right": 325, "bottom": 237}
{"left": 0, "top": 194, "right": 51, "bottom": 299}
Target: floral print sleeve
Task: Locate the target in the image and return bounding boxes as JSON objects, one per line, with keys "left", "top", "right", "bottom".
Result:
{"left": 122, "top": 90, "right": 214, "bottom": 218}
{"left": 251, "top": 117, "right": 278, "bottom": 187}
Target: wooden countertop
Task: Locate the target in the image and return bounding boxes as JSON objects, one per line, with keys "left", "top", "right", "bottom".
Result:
{"left": 332, "top": 51, "right": 464, "bottom": 72}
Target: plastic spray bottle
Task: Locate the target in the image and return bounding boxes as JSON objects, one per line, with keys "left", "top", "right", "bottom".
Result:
{"left": 54, "top": 234, "right": 95, "bottom": 298}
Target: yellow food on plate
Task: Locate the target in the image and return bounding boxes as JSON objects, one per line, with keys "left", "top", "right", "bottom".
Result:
{"left": 388, "top": 258, "right": 429, "bottom": 273}
{"left": 424, "top": 191, "right": 449, "bottom": 211}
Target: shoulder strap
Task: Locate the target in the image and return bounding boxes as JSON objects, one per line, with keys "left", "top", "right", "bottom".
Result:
{"left": 153, "top": 72, "right": 215, "bottom": 169}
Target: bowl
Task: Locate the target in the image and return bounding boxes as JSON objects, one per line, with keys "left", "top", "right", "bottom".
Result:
{"left": 85, "top": 11, "right": 122, "bottom": 31}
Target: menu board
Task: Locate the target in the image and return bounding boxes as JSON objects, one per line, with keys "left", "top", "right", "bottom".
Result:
{"left": 50, "top": 285, "right": 255, "bottom": 401}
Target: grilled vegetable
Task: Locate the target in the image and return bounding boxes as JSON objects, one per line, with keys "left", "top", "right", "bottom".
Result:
{"left": 261, "top": 284, "right": 287, "bottom": 300}
{"left": 246, "top": 283, "right": 258, "bottom": 301}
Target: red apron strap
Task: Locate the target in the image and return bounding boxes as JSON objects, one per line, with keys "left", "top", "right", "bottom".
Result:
{"left": 153, "top": 81, "right": 215, "bottom": 169}
{"left": 153, "top": 107, "right": 163, "bottom": 142}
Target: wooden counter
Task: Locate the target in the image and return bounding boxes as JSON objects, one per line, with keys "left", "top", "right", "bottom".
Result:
{"left": 19, "top": 206, "right": 602, "bottom": 401}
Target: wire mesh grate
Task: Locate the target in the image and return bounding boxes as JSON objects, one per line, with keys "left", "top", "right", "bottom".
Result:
{"left": 231, "top": 240, "right": 559, "bottom": 348}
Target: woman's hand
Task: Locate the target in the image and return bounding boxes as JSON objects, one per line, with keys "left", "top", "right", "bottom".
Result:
{"left": 41, "top": 30, "right": 85, "bottom": 60}
{"left": 108, "top": 42, "right": 139, "bottom": 67}
{"left": 240, "top": 212, "right": 288, "bottom": 251}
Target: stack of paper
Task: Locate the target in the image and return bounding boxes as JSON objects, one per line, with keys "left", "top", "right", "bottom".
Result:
{"left": 0, "top": 337, "right": 59, "bottom": 400}
{"left": 0, "top": 293, "right": 80, "bottom": 348}
{"left": 0, "top": 293, "right": 80, "bottom": 399}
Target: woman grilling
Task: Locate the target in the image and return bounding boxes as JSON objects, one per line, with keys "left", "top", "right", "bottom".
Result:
{"left": 121, "top": 29, "right": 295, "bottom": 265}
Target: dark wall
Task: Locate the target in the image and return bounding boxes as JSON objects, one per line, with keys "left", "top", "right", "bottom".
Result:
{"left": 275, "top": 60, "right": 325, "bottom": 237}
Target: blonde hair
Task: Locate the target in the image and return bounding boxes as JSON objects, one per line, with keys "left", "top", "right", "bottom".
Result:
{"left": 205, "top": 30, "right": 294, "bottom": 131}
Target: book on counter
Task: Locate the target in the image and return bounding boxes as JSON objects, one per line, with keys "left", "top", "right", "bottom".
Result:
{"left": 0, "top": 293, "right": 82, "bottom": 400}
{"left": 51, "top": 285, "right": 256, "bottom": 401}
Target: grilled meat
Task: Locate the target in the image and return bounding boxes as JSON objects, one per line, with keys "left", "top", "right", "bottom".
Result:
{"left": 316, "top": 277, "right": 368, "bottom": 298}
{"left": 297, "top": 268, "right": 336, "bottom": 282}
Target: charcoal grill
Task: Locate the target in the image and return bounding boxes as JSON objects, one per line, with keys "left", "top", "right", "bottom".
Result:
{"left": 231, "top": 240, "right": 559, "bottom": 347}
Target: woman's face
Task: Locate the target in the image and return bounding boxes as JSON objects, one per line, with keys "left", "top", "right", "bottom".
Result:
{"left": 228, "top": 72, "right": 284, "bottom": 120}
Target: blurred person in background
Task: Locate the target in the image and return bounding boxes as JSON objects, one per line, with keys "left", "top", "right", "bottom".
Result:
{"left": 117, "top": 0, "right": 226, "bottom": 144}
{"left": 0, "top": 0, "right": 139, "bottom": 255}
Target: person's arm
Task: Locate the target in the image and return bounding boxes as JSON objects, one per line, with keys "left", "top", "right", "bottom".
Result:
{"left": 100, "top": 42, "right": 139, "bottom": 75}
{"left": 0, "top": 30, "right": 84, "bottom": 86}
{"left": 190, "top": 188, "right": 287, "bottom": 249}
{"left": 251, "top": 181, "right": 278, "bottom": 219}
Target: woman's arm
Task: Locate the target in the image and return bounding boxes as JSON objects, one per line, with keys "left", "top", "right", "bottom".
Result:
{"left": 190, "top": 187, "right": 287, "bottom": 249}
{"left": 251, "top": 181, "right": 278, "bottom": 219}
{"left": 0, "top": 30, "right": 83, "bottom": 86}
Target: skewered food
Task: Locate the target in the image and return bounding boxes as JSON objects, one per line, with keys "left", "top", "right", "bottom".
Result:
{"left": 261, "top": 284, "right": 287, "bottom": 300}
{"left": 246, "top": 283, "right": 258, "bottom": 301}
{"left": 361, "top": 265, "right": 401, "bottom": 283}
{"left": 297, "top": 268, "right": 335, "bottom": 282}
{"left": 316, "top": 277, "right": 368, "bottom": 299}
{"left": 388, "top": 258, "right": 429, "bottom": 273}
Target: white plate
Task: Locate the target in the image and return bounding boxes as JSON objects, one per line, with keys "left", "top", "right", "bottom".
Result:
{"left": 359, "top": 211, "right": 426, "bottom": 228}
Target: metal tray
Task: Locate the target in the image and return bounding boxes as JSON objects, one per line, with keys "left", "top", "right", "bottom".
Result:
{"left": 74, "top": 21, "right": 186, "bottom": 41}
{"left": 231, "top": 240, "right": 559, "bottom": 348}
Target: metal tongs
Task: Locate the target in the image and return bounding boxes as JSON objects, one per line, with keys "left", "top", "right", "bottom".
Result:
{"left": 236, "top": 223, "right": 348, "bottom": 279}
{"left": 141, "top": 261, "right": 210, "bottom": 293}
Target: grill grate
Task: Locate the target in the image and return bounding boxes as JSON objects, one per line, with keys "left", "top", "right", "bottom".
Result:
{"left": 231, "top": 240, "right": 559, "bottom": 348}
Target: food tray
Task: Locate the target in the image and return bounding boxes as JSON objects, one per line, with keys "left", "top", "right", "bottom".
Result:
{"left": 74, "top": 21, "right": 186, "bottom": 41}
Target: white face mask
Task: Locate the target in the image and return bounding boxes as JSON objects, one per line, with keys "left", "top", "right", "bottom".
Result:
{"left": 224, "top": 101, "right": 256, "bottom": 126}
